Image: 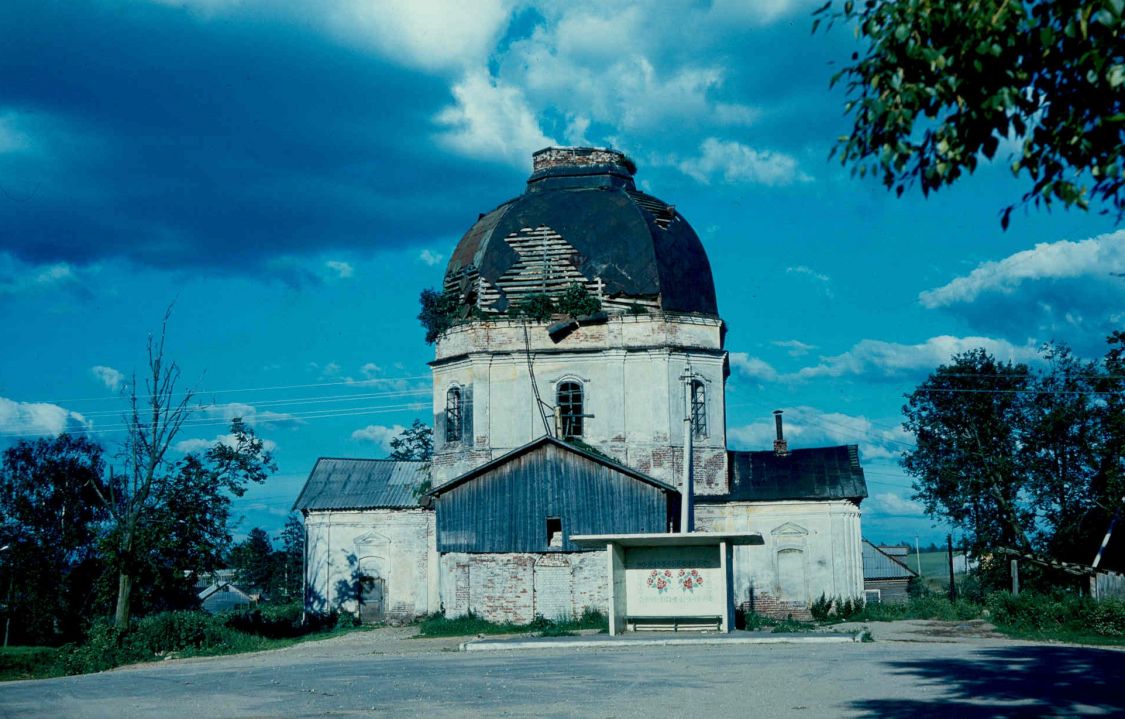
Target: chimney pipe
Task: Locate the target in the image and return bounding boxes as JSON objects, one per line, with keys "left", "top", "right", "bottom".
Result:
{"left": 773, "top": 410, "right": 789, "bottom": 456}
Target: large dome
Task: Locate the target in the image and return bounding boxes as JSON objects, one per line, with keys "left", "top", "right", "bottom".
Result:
{"left": 442, "top": 147, "right": 719, "bottom": 317}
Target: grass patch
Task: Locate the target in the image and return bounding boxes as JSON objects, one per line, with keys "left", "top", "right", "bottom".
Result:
{"left": 416, "top": 608, "right": 608, "bottom": 638}
{"left": 5, "top": 602, "right": 374, "bottom": 680}
{"left": 739, "top": 611, "right": 815, "bottom": 633}
{"left": 0, "top": 646, "right": 63, "bottom": 681}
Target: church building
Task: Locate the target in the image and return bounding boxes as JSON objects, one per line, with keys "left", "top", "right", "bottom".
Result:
{"left": 294, "top": 147, "right": 868, "bottom": 625}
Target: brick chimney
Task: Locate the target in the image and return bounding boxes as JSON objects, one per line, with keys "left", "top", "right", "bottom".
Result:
{"left": 531, "top": 146, "right": 636, "bottom": 175}
{"left": 773, "top": 410, "right": 789, "bottom": 456}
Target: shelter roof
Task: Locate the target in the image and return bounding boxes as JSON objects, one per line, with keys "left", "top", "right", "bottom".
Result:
{"left": 863, "top": 540, "right": 918, "bottom": 580}
{"left": 696, "top": 445, "right": 868, "bottom": 504}
{"left": 293, "top": 458, "right": 427, "bottom": 511}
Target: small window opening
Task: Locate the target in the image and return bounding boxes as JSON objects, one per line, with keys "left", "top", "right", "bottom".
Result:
{"left": 445, "top": 386, "right": 462, "bottom": 443}
{"left": 546, "top": 517, "right": 563, "bottom": 548}
{"left": 557, "top": 381, "right": 584, "bottom": 437}
{"left": 691, "top": 379, "right": 707, "bottom": 438}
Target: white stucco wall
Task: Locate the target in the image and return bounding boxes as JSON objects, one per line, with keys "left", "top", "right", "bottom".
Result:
{"left": 431, "top": 313, "right": 728, "bottom": 492}
{"left": 304, "top": 509, "right": 439, "bottom": 622}
{"left": 694, "top": 500, "right": 863, "bottom": 617}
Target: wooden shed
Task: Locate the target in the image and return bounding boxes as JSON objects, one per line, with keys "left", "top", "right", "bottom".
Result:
{"left": 428, "top": 436, "right": 680, "bottom": 554}
{"left": 862, "top": 540, "right": 918, "bottom": 604}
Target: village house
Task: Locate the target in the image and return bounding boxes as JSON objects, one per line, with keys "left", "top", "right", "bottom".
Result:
{"left": 294, "top": 147, "right": 869, "bottom": 625}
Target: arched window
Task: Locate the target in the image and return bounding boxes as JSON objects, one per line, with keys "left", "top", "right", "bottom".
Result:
{"left": 691, "top": 380, "right": 707, "bottom": 438}
{"left": 556, "top": 381, "right": 584, "bottom": 438}
{"left": 445, "top": 386, "right": 462, "bottom": 443}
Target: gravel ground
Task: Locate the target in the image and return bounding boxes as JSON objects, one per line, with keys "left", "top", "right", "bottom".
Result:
{"left": 2, "top": 621, "right": 1123, "bottom": 718}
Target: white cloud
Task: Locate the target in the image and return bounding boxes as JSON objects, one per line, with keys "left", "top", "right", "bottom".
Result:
{"left": 0, "top": 397, "right": 90, "bottom": 437}
{"left": 174, "top": 432, "right": 278, "bottom": 454}
{"left": 729, "top": 352, "right": 779, "bottom": 382}
{"left": 198, "top": 402, "right": 302, "bottom": 428}
{"left": 325, "top": 260, "right": 354, "bottom": 279}
{"left": 677, "top": 138, "right": 808, "bottom": 186}
{"left": 793, "top": 336, "right": 1038, "bottom": 380}
{"left": 322, "top": 0, "right": 515, "bottom": 73}
{"left": 0, "top": 253, "right": 90, "bottom": 296}
{"left": 873, "top": 492, "right": 925, "bottom": 516}
{"left": 771, "top": 339, "right": 816, "bottom": 357}
{"left": 418, "top": 249, "right": 443, "bottom": 266}
{"left": 351, "top": 423, "right": 405, "bottom": 454}
{"left": 707, "top": 0, "right": 822, "bottom": 25}
{"left": 360, "top": 362, "right": 381, "bottom": 378}
{"left": 920, "top": 232, "right": 1125, "bottom": 308}
{"left": 90, "top": 365, "right": 125, "bottom": 391}
{"left": 728, "top": 405, "right": 911, "bottom": 461}
{"left": 786, "top": 265, "right": 830, "bottom": 283}
{"left": 435, "top": 71, "right": 556, "bottom": 167}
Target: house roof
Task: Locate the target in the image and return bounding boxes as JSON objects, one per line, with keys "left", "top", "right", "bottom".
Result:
{"left": 292, "top": 458, "right": 428, "bottom": 511}
{"left": 427, "top": 435, "right": 679, "bottom": 497}
{"left": 695, "top": 445, "right": 868, "bottom": 504}
{"left": 863, "top": 540, "right": 918, "bottom": 580}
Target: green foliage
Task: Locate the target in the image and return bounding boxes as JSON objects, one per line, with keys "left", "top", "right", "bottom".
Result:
{"left": 0, "top": 434, "right": 108, "bottom": 645}
{"left": 102, "top": 419, "right": 278, "bottom": 619}
{"left": 0, "top": 647, "right": 62, "bottom": 681}
{"left": 816, "top": 0, "right": 1125, "bottom": 225}
{"left": 276, "top": 514, "right": 305, "bottom": 601}
{"left": 229, "top": 528, "right": 275, "bottom": 591}
{"left": 46, "top": 604, "right": 353, "bottom": 677}
{"left": 810, "top": 593, "right": 833, "bottom": 622}
{"left": 416, "top": 608, "right": 608, "bottom": 637}
{"left": 808, "top": 593, "right": 866, "bottom": 621}
{"left": 986, "top": 591, "right": 1125, "bottom": 637}
{"left": 129, "top": 610, "right": 230, "bottom": 655}
{"left": 418, "top": 288, "right": 461, "bottom": 344}
{"left": 901, "top": 336, "right": 1125, "bottom": 581}
{"left": 389, "top": 419, "right": 433, "bottom": 461}
{"left": 555, "top": 283, "right": 602, "bottom": 318}
{"left": 417, "top": 611, "right": 524, "bottom": 637}
{"left": 512, "top": 293, "right": 557, "bottom": 322}
{"left": 847, "top": 594, "right": 982, "bottom": 623}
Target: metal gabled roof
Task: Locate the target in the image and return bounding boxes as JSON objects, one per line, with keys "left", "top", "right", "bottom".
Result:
{"left": 292, "top": 457, "right": 428, "bottom": 511}
{"left": 696, "top": 445, "right": 869, "bottom": 504}
{"left": 863, "top": 540, "right": 919, "bottom": 580}
{"left": 427, "top": 435, "right": 679, "bottom": 497}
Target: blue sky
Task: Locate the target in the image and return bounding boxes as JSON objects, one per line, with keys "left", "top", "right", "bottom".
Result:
{"left": 1, "top": 0, "right": 1122, "bottom": 547}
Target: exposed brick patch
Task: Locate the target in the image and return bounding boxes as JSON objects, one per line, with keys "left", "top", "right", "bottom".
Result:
{"left": 442, "top": 552, "right": 608, "bottom": 625}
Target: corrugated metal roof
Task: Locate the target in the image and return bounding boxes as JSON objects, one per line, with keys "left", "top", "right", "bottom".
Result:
{"left": 863, "top": 540, "right": 918, "bottom": 580}
{"left": 292, "top": 458, "right": 427, "bottom": 511}
{"left": 696, "top": 445, "right": 868, "bottom": 504}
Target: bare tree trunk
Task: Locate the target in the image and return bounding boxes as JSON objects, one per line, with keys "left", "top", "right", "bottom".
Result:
{"left": 114, "top": 572, "right": 133, "bottom": 628}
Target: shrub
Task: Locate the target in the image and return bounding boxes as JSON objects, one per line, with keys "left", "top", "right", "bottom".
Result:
{"left": 225, "top": 602, "right": 306, "bottom": 639}
{"left": 418, "top": 289, "right": 461, "bottom": 344}
{"left": 131, "top": 611, "right": 228, "bottom": 656}
{"left": 55, "top": 620, "right": 141, "bottom": 675}
{"left": 512, "top": 293, "right": 556, "bottom": 322}
{"left": 555, "top": 284, "right": 601, "bottom": 318}
{"left": 810, "top": 593, "right": 833, "bottom": 622}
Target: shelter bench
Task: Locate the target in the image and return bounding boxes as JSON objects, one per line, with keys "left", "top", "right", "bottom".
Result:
{"left": 626, "top": 615, "right": 722, "bottom": 632}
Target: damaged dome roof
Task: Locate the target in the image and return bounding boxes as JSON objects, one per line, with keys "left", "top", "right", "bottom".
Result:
{"left": 443, "top": 147, "right": 719, "bottom": 317}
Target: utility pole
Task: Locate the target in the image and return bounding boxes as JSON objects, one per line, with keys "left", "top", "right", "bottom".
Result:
{"left": 947, "top": 534, "right": 957, "bottom": 601}
{"left": 914, "top": 536, "right": 922, "bottom": 578}
{"left": 679, "top": 362, "right": 696, "bottom": 534}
